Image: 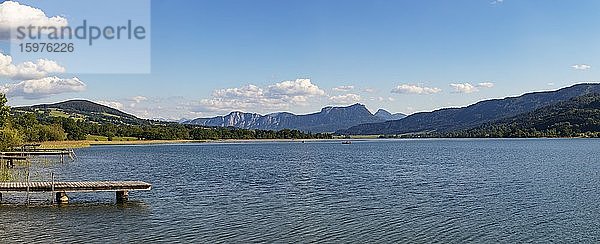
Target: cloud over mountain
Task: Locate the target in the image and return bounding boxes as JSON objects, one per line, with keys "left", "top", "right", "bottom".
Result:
{"left": 329, "top": 93, "right": 361, "bottom": 104}
{"left": 450, "top": 82, "right": 495, "bottom": 93}
{"left": 572, "top": 64, "right": 591, "bottom": 70}
{"left": 450, "top": 83, "right": 478, "bottom": 93}
{"left": 197, "top": 79, "right": 326, "bottom": 113}
{"left": 391, "top": 84, "right": 442, "bottom": 95}
{"left": 333, "top": 85, "right": 355, "bottom": 92}
{"left": 477, "top": 82, "right": 495, "bottom": 88}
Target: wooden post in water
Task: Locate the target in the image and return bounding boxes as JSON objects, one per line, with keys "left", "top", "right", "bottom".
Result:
{"left": 56, "top": 192, "right": 68, "bottom": 204}
{"left": 116, "top": 190, "right": 128, "bottom": 203}
{"left": 26, "top": 170, "right": 30, "bottom": 205}
{"left": 50, "top": 172, "right": 55, "bottom": 204}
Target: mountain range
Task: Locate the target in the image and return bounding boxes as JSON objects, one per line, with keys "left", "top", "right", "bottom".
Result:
{"left": 12, "top": 83, "right": 600, "bottom": 137}
{"left": 13, "top": 100, "right": 408, "bottom": 133}
{"left": 338, "top": 83, "right": 600, "bottom": 135}
{"left": 184, "top": 104, "right": 407, "bottom": 133}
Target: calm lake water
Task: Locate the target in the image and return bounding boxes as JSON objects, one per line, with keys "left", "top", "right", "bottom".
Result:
{"left": 1, "top": 139, "right": 600, "bottom": 243}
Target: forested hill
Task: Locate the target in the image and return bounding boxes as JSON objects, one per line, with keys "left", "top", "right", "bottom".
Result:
{"left": 445, "top": 93, "right": 600, "bottom": 138}
{"left": 14, "top": 100, "right": 155, "bottom": 125}
{"left": 339, "top": 83, "right": 600, "bottom": 135}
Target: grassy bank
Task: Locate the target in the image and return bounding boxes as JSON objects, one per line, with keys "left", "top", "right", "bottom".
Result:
{"left": 40, "top": 139, "right": 205, "bottom": 149}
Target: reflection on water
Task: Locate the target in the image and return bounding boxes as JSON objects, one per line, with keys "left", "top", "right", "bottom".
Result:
{"left": 0, "top": 202, "right": 151, "bottom": 243}
{"left": 1, "top": 139, "right": 600, "bottom": 242}
{"left": 0, "top": 156, "right": 70, "bottom": 182}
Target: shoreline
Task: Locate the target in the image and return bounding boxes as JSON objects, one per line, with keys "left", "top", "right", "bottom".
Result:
{"left": 39, "top": 137, "right": 598, "bottom": 149}
{"left": 39, "top": 138, "right": 339, "bottom": 148}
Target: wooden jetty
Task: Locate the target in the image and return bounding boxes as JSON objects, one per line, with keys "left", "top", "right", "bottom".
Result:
{"left": 0, "top": 148, "right": 76, "bottom": 162}
{"left": 1, "top": 150, "right": 74, "bottom": 156}
{"left": 0, "top": 181, "right": 151, "bottom": 204}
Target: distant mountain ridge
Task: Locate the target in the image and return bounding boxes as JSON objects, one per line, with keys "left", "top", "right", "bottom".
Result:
{"left": 374, "top": 109, "right": 407, "bottom": 121}
{"left": 338, "top": 83, "right": 600, "bottom": 135}
{"left": 185, "top": 104, "right": 403, "bottom": 133}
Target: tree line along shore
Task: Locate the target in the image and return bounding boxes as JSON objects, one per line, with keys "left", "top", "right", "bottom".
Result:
{"left": 0, "top": 95, "right": 333, "bottom": 150}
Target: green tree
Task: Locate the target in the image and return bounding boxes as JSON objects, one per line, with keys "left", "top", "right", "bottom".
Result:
{"left": 0, "top": 94, "right": 11, "bottom": 128}
{"left": 0, "top": 127, "right": 23, "bottom": 151}
{"left": 0, "top": 94, "right": 24, "bottom": 149}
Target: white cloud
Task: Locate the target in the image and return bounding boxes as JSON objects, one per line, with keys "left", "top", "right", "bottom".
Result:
{"left": 197, "top": 97, "right": 263, "bottom": 112}
{"left": 450, "top": 82, "right": 495, "bottom": 93}
{"left": 477, "top": 82, "right": 495, "bottom": 88}
{"left": 0, "top": 1, "right": 75, "bottom": 96}
{"left": 450, "top": 83, "right": 478, "bottom": 93}
{"left": 98, "top": 96, "right": 204, "bottom": 121}
{"left": 196, "top": 79, "right": 326, "bottom": 113}
{"left": 332, "top": 85, "right": 354, "bottom": 92}
{"left": 572, "top": 64, "right": 591, "bottom": 70}
{"left": 132, "top": 96, "right": 148, "bottom": 103}
{"left": 370, "top": 97, "right": 395, "bottom": 102}
{"left": 98, "top": 100, "right": 124, "bottom": 110}
{"left": 391, "top": 84, "right": 442, "bottom": 95}
{"left": 213, "top": 84, "right": 264, "bottom": 99}
{"left": 0, "top": 1, "right": 81, "bottom": 101}
{"left": 491, "top": 0, "right": 504, "bottom": 4}
{"left": 329, "top": 93, "right": 361, "bottom": 104}
{"left": 0, "top": 1, "right": 68, "bottom": 39}
{"left": 129, "top": 95, "right": 148, "bottom": 107}
{"left": 0, "top": 76, "right": 85, "bottom": 99}
{"left": 363, "top": 88, "right": 376, "bottom": 93}
{"left": 0, "top": 53, "right": 66, "bottom": 80}
{"left": 267, "top": 78, "right": 325, "bottom": 97}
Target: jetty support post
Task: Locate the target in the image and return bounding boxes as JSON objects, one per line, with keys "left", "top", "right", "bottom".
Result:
{"left": 50, "top": 172, "right": 55, "bottom": 204}
{"left": 56, "top": 192, "right": 69, "bottom": 204}
{"left": 68, "top": 149, "right": 76, "bottom": 161}
{"left": 26, "top": 170, "right": 30, "bottom": 205}
{"left": 116, "top": 190, "right": 129, "bottom": 203}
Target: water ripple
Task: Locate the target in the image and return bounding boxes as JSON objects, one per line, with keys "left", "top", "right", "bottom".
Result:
{"left": 2, "top": 139, "right": 600, "bottom": 242}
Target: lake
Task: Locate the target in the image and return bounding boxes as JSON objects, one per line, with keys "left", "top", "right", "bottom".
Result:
{"left": 1, "top": 139, "right": 600, "bottom": 242}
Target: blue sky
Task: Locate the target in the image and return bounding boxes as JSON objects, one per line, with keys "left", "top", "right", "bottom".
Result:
{"left": 1, "top": 0, "right": 600, "bottom": 119}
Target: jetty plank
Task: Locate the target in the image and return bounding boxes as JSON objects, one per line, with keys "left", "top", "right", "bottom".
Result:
{"left": 0, "top": 181, "right": 151, "bottom": 192}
